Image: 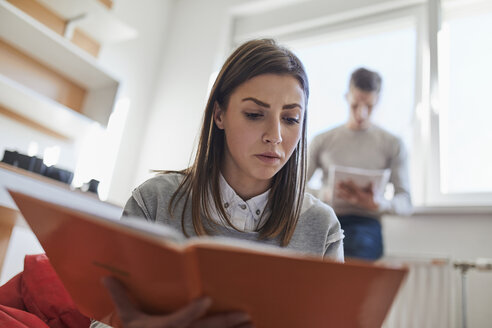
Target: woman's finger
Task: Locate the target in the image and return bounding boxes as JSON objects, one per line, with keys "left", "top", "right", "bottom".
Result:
{"left": 164, "top": 296, "right": 213, "bottom": 327}
{"left": 102, "top": 276, "right": 141, "bottom": 321}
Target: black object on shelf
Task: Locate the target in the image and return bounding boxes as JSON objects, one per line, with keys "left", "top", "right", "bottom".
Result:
{"left": 1, "top": 150, "right": 46, "bottom": 174}
{"left": 81, "top": 179, "right": 99, "bottom": 195}
{"left": 2, "top": 150, "right": 73, "bottom": 185}
{"left": 87, "top": 179, "right": 99, "bottom": 194}
{"left": 44, "top": 165, "right": 74, "bottom": 185}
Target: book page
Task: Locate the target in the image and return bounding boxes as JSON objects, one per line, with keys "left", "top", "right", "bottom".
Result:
{"left": 327, "top": 165, "right": 390, "bottom": 208}
{"left": 188, "top": 235, "right": 310, "bottom": 259}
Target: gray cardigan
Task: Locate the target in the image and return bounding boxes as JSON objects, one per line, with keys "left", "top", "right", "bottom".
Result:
{"left": 124, "top": 173, "right": 344, "bottom": 260}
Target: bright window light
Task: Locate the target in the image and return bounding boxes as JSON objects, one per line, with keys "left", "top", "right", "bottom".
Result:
{"left": 27, "top": 141, "right": 39, "bottom": 157}
{"left": 439, "top": 11, "right": 492, "bottom": 193}
{"left": 289, "top": 24, "right": 416, "bottom": 149}
{"left": 43, "top": 145, "right": 60, "bottom": 167}
{"left": 72, "top": 96, "right": 130, "bottom": 200}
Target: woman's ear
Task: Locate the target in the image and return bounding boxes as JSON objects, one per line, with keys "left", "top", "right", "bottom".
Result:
{"left": 213, "top": 102, "right": 225, "bottom": 130}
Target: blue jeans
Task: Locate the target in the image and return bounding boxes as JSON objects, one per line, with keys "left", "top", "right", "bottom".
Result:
{"left": 338, "top": 215, "right": 383, "bottom": 261}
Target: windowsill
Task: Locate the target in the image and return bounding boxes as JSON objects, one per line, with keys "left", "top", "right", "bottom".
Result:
{"left": 411, "top": 205, "right": 492, "bottom": 216}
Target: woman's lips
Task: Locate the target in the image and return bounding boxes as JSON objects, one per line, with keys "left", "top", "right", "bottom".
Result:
{"left": 255, "top": 153, "right": 281, "bottom": 164}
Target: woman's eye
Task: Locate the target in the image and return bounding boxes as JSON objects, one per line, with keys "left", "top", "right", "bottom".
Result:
{"left": 245, "top": 112, "right": 263, "bottom": 120}
{"left": 284, "top": 117, "right": 300, "bottom": 125}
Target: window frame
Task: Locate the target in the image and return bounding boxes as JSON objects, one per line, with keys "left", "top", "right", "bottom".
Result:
{"left": 426, "top": 0, "right": 492, "bottom": 206}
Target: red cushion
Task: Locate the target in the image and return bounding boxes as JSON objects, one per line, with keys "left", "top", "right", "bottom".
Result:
{"left": 0, "top": 273, "right": 25, "bottom": 310}
{"left": 0, "top": 304, "right": 50, "bottom": 327}
{"left": 0, "top": 254, "right": 90, "bottom": 328}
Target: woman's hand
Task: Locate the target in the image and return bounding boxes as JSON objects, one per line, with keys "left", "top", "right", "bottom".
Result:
{"left": 102, "top": 277, "right": 253, "bottom": 328}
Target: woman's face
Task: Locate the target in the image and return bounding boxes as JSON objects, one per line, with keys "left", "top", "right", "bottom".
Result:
{"left": 214, "top": 74, "right": 305, "bottom": 199}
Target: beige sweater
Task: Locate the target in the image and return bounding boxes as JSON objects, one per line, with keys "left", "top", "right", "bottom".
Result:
{"left": 307, "top": 124, "right": 413, "bottom": 219}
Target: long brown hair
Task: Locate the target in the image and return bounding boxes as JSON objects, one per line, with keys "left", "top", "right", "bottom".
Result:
{"left": 169, "top": 39, "right": 309, "bottom": 246}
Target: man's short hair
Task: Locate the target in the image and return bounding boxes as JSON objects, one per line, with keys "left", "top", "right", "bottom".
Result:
{"left": 349, "top": 67, "right": 382, "bottom": 93}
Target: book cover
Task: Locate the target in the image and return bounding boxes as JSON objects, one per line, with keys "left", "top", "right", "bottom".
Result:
{"left": 8, "top": 188, "right": 407, "bottom": 328}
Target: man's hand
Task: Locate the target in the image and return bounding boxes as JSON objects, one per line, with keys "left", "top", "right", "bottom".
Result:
{"left": 102, "top": 276, "right": 253, "bottom": 328}
{"left": 336, "top": 180, "right": 379, "bottom": 211}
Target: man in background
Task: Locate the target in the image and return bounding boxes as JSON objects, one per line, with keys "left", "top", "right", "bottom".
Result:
{"left": 307, "top": 67, "right": 413, "bottom": 260}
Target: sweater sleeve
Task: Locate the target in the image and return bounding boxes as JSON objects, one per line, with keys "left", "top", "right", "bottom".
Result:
{"left": 324, "top": 239, "right": 344, "bottom": 262}
{"left": 306, "top": 135, "right": 326, "bottom": 199}
{"left": 122, "top": 194, "right": 149, "bottom": 220}
{"left": 323, "top": 206, "right": 345, "bottom": 262}
{"left": 379, "top": 138, "right": 413, "bottom": 216}
{"left": 121, "top": 181, "right": 160, "bottom": 222}
{"left": 307, "top": 134, "right": 322, "bottom": 182}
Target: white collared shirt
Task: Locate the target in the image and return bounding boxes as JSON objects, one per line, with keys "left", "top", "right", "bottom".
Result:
{"left": 209, "top": 174, "right": 270, "bottom": 232}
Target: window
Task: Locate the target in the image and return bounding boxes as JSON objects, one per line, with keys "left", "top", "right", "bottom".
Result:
{"left": 286, "top": 19, "right": 417, "bottom": 199}
{"left": 231, "top": 0, "right": 492, "bottom": 207}
{"left": 289, "top": 22, "right": 416, "bottom": 149}
{"left": 438, "top": 3, "right": 492, "bottom": 195}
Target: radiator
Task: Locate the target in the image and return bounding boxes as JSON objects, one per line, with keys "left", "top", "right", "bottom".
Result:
{"left": 381, "top": 256, "right": 453, "bottom": 328}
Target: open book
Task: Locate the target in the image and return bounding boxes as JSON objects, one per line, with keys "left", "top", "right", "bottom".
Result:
{"left": 8, "top": 187, "right": 407, "bottom": 328}
{"left": 327, "top": 165, "right": 391, "bottom": 208}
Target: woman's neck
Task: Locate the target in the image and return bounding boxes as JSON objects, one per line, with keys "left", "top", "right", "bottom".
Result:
{"left": 221, "top": 173, "right": 270, "bottom": 201}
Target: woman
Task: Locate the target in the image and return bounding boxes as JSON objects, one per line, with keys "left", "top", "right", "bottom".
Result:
{"left": 96, "top": 39, "right": 343, "bottom": 328}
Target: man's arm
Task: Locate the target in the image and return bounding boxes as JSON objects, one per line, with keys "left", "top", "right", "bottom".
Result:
{"left": 307, "top": 134, "right": 330, "bottom": 201}
{"left": 306, "top": 134, "right": 321, "bottom": 182}
{"left": 379, "top": 138, "right": 413, "bottom": 215}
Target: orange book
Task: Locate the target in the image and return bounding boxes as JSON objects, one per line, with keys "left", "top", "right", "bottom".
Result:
{"left": 8, "top": 189, "right": 408, "bottom": 328}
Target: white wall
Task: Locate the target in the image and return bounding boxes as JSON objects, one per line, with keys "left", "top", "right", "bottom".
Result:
{"left": 132, "top": 0, "right": 233, "bottom": 187}
{"left": 383, "top": 213, "right": 492, "bottom": 327}
{"left": 98, "top": 0, "right": 175, "bottom": 205}
{"left": 0, "top": 115, "right": 77, "bottom": 170}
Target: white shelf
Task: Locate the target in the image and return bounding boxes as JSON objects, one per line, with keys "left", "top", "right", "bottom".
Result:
{"left": 0, "top": 0, "right": 118, "bottom": 89}
{"left": 0, "top": 75, "right": 94, "bottom": 140}
{"left": 37, "top": 0, "right": 137, "bottom": 44}
{"left": 0, "top": 0, "right": 120, "bottom": 127}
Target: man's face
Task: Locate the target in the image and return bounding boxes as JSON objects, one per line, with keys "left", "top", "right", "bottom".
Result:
{"left": 346, "top": 86, "right": 379, "bottom": 130}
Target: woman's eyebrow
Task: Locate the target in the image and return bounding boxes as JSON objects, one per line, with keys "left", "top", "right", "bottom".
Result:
{"left": 242, "top": 97, "right": 302, "bottom": 110}
{"left": 242, "top": 97, "right": 270, "bottom": 107}
{"left": 282, "top": 103, "right": 302, "bottom": 110}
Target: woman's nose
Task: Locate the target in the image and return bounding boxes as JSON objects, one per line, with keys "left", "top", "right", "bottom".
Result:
{"left": 263, "top": 118, "right": 283, "bottom": 144}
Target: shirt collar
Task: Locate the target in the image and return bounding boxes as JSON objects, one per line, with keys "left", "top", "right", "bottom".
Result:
{"left": 218, "top": 173, "right": 270, "bottom": 230}
{"left": 219, "top": 174, "right": 269, "bottom": 210}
